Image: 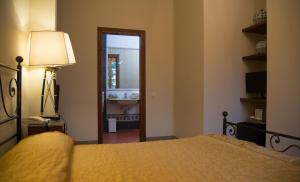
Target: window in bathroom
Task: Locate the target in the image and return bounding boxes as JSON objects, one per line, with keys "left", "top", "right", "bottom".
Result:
{"left": 108, "top": 54, "right": 120, "bottom": 89}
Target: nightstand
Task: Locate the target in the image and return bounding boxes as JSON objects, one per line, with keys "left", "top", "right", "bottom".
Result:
{"left": 27, "top": 118, "right": 66, "bottom": 136}
{"left": 27, "top": 123, "right": 47, "bottom": 136}
{"left": 236, "top": 121, "right": 266, "bottom": 147}
{"left": 48, "top": 119, "right": 65, "bottom": 132}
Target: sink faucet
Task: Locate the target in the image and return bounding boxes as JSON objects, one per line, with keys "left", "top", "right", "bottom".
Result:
{"left": 124, "top": 93, "right": 127, "bottom": 99}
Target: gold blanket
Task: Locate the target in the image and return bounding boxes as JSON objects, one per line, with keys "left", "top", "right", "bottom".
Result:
{"left": 0, "top": 132, "right": 74, "bottom": 182}
{"left": 1, "top": 133, "right": 299, "bottom": 182}
{"left": 70, "top": 135, "right": 300, "bottom": 182}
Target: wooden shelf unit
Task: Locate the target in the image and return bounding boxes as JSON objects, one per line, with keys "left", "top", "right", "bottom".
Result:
{"left": 240, "top": 98, "right": 266, "bottom": 103}
{"left": 242, "top": 53, "right": 266, "bottom": 62}
{"left": 241, "top": 21, "right": 267, "bottom": 105}
{"left": 242, "top": 22, "right": 266, "bottom": 34}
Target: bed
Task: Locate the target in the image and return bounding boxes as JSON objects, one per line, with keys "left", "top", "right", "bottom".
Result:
{"left": 0, "top": 132, "right": 299, "bottom": 182}
{"left": 0, "top": 57, "right": 300, "bottom": 182}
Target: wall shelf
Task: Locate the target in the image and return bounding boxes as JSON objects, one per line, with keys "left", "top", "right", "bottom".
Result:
{"left": 240, "top": 98, "right": 266, "bottom": 103}
{"left": 242, "top": 22, "right": 266, "bottom": 34}
{"left": 242, "top": 53, "right": 266, "bottom": 62}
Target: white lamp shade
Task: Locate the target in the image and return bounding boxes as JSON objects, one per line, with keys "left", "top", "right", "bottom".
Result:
{"left": 27, "top": 31, "right": 76, "bottom": 67}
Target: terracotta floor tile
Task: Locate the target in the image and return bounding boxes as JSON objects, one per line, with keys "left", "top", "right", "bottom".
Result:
{"left": 103, "top": 129, "right": 140, "bottom": 144}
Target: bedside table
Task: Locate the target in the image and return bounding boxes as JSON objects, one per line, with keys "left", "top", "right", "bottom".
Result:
{"left": 27, "top": 123, "right": 47, "bottom": 136}
{"left": 48, "top": 119, "right": 65, "bottom": 132}
{"left": 236, "top": 121, "right": 266, "bottom": 147}
{"left": 27, "top": 118, "right": 66, "bottom": 136}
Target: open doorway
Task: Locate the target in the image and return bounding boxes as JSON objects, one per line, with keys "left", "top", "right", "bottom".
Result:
{"left": 98, "top": 27, "right": 146, "bottom": 144}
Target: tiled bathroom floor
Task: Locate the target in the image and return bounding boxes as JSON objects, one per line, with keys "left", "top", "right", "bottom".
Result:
{"left": 103, "top": 129, "right": 140, "bottom": 144}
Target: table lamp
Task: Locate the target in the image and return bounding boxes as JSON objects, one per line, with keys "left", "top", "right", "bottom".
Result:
{"left": 27, "top": 31, "right": 76, "bottom": 119}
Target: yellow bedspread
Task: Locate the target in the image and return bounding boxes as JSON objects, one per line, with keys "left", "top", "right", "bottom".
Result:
{"left": 1, "top": 133, "right": 300, "bottom": 182}
{"left": 71, "top": 135, "right": 300, "bottom": 182}
{"left": 0, "top": 132, "right": 74, "bottom": 182}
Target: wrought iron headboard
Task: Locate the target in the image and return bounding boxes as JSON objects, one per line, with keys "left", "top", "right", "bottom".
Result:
{"left": 0, "top": 56, "right": 23, "bottom": 147}
{"left": 222, "top": 111, "right": 300, "bottom": 153}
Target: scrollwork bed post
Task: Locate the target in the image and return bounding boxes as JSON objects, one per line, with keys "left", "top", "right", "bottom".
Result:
{"left": 222, "top": 111, "right": 300, "bottom": 152}
{"left": 222, "top": 111, "right": 228, "bottom": 135}
{"left": 16, "top": 56, "right": 23, "bottom": 142}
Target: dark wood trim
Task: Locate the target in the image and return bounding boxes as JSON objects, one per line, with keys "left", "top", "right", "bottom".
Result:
{"left": 242, "top": 21, "right": 266, "bottom": 34}
{"left": 97, "top": 29, "right": 103, "bottom": 144}
{"left": 242, "top": 53, "right": 266, "bottom": 62}
{"left": 97, "top": 27, "right": 146, "bottom": 143}
{"left": 139, "top": 30, "right": 146, "bottom": 142}
{"left": 240, "top": 98, "right": 266, "bottom": 103}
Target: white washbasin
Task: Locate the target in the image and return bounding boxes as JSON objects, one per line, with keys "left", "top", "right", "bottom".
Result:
{"left": 108, "top": 98, "right": 139, "bottom": 106}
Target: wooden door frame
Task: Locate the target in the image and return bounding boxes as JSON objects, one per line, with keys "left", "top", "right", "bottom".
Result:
{"left": 97, "top": 27, "right": 146, "bottom": 143}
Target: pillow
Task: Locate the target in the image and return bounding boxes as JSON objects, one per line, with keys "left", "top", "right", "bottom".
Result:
{"left": 0, "top": 132, "right": 74, "bottom": 182}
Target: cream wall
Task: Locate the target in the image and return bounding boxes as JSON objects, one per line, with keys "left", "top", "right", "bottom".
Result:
{"left": 0, "top": 0, "right": 29, "bottom": 66}
{"left": 173, "top": 0, "right": 204, "bottom": 137}
{"left": 0, "top": 0, "right": 29, "bottom": 154}
{"left": 255, "top": 0, "right": 266, "bottom": 11}
{"left": 28, "top": 0, "right": 56, "bottom": 31}
{"left": 0, "top": 0, "right": 56, "bottom": 155}
{"left": 57, "top": 0, "right": 174, "bottom": 141}
{"left": 174, "top": 0, "right": 259, "bottom": 137}
{"left": 203, "top": 0, "right": 256, "bottom": 134}
{"left": 267, "top": 0, "right": 300, "bottom": 154}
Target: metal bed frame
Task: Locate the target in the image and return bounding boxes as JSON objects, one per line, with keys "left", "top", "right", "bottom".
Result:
{"left": 222, "top": 111, "right": 300, "bottom": 152}
{"left": 0, "top": 56, "right": 23, "bottom": 147}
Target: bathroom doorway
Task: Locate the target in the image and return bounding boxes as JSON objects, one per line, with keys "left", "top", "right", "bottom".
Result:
{"left": 97, "top": 27, "right": 146, "bottom": 144}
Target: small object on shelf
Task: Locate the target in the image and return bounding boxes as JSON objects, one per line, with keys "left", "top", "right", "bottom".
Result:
{"left": 254, "top": 109, "right": 263, "bottom": 121}
{"left": 256, "top": 40, "right": 267, "bottom": 54}
{"left": 42, "top": 115, "right": 61, "bottom": 120}
{"left": 249, "top": 116, "right": 265, "bottom": 123}
{"left": 23, "top": 116, "right": 49, "bottom": 124}
{"left": 130, "top": 92, "right": 139, "bottom": 99}
{"left": 108, "top": 93, "right": 118, "bottom": 99}
{"left": 253, "top": 9, "right": 267, "bottom": 24}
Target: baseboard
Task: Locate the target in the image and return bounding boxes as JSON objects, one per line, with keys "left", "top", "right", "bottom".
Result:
{"left": 146, "top": 136, "right": 177, "bottom": 141}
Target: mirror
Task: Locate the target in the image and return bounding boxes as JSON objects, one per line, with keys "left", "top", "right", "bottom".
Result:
{"left": 107, "top": 47, "right": 140, "bottom": 89}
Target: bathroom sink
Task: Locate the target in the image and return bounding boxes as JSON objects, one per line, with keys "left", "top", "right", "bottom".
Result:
{"left": 107, "top": 98, "right": 139, "bottom": 105}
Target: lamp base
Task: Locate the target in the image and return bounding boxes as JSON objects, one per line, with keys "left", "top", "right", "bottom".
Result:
{"left": 40, "top": 67, "right": 61, "bottom": 121}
